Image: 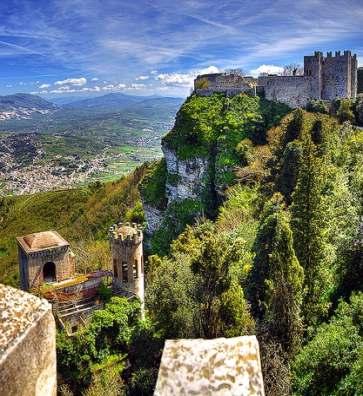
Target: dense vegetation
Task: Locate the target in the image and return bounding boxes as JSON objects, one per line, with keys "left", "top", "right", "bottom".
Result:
{"left": 2, "top": 92, "right": 362, "bottom": 395}
{"left": 143, "top": 95, "right": 362, "bottom": 395}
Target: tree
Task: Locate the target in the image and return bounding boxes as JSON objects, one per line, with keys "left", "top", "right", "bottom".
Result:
{"left": 248, "top": 196, "right": 304, "bottom": 356}
{"left": 57, "top": 297, "right": 142, "bottom": 392}
{"left": 146, "top": 253, "right": 200, "bottom": 338}
{"left": 337, "top": 99, "right": 355, "bottom": 123}
{"left": 190, "top": 228, "right": 254, "bottom": 338}
{"left": 290, "top": 124, "right": 333, "bottom": 327}
{"left": 278, "top": 140, "right": 303, "bottom": 204}
{"left": 283, "top": 64, "right": 304, "bottom": 76}
{"left": 292, "top": 293, "right": 363, "bottom": 396}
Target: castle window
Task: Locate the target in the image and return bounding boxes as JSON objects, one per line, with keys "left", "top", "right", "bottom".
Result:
{"left": 134, "top": 259, "right": 138, "bottom": 279}
{"left": 122, "top": 261, "right": 128, "bottom": 283}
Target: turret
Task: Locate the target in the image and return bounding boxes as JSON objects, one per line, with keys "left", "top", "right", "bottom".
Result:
{"left": 109, "top": 222, "right": 144, "bottom": 314}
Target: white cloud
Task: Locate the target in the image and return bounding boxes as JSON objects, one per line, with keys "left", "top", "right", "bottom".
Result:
{"left": 150, "top": 70, "right": 158, "bottom": 75}
{"left": 157, "top": 65, "right": 221, "bottom": 87}
{"left": 91, "top": 77, "right": 99, "bottom": 81}
{"left": 128, "top": 83, "right": 146, "bottom": 90}
{"left": 39, "top": 83, "right": 50, "bottom": 89}
{"left": 250, "top": 64, "right": 284, "bottom": 77}
{"left": 55, "top": 77, "right": 87, "bottom": 86}
{"left": 136, "top": 75, "right": 149, "bottom": 81}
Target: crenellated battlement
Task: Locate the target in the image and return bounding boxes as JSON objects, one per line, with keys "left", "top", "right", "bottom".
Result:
{"left": 109, "top": 222, "right": 143, "bottom": 245}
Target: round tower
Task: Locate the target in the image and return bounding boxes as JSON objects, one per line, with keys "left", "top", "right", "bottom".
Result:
{"left": 109, "top": 222, "right": 144, "bottom": 310}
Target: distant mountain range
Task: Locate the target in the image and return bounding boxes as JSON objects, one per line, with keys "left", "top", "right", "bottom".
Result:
{"left": 0, "top": 92, "right": 184, "bottom": 122}
{"left": 0, "top": 93, "right": 57, "bottom": 121}
{"left": 62, "top": 92, "right": 183, "bottom": 113}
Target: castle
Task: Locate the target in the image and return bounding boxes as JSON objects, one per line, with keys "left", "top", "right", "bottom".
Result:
{"left": 194, "top": 50, "right": 358, "bottom": 108}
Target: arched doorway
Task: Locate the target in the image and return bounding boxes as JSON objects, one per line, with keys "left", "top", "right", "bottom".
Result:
{"left": 43, "top": 262, "right": 56, "bottom": 282}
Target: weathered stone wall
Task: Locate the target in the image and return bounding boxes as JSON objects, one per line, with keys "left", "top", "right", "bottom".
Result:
{"left": 0, "top": 284, "right": 56, "bottom": 396}
{"left": 163, "top": 144, "right": 209, "bottom": 202}
{"left": 155, "top": 336, "right": 265, "bottom": 396}
{"left": 258, "top": 75, "right": 315, "bottom": 108}
{"left": 195, "top": 73, "right": 256, "bottom": 96}
{"left": 21, "top": 246, "right": 75, "bottom": 289}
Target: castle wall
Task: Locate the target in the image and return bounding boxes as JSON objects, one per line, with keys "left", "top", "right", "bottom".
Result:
{"left": 0, "top": 284, "right": 56, "bottom": 396}
{"left": 194, "top": 73, "right": 255, "bottom": 96}
{"left": 258, "top": 76, "right": 315, "bottom": 108}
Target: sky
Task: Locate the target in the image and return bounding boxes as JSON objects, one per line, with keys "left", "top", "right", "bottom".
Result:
{"left": 0, "top": 0, "right": 362, "bottom": 98}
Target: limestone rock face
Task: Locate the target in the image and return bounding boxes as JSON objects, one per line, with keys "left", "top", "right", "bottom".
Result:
{"left": 142, "top": 202, "right": 165, "bottom": 235}
{"left": 0, "top": 284, "right": 56, "bottom": 396}
{"left": 163, "top": 145, "right": 209, "bottom": 202}
{"left": 155, "top": 336, "right": 265, "bottom": 396}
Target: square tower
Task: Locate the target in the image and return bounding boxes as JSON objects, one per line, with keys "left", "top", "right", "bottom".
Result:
{"left": 304, "top": 51, "right": 323, "bottom": 99}
{"left": 17, "top": 231, "right": 75, "bottom": 290}
{"left": 321, "top": 50, "right": 357, "bottom": 100}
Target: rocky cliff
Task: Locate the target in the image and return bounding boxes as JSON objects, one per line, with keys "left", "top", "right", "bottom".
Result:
{"left": 140, "top": 93, "right": 290, "bottom": 253}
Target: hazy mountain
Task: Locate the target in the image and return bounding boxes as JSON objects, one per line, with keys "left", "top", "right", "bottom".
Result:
{"left": 63, "top": 93, "right": 183, "bottom": 113}
{"left": 0, "top": 93, "right": 57, "bottom": 121}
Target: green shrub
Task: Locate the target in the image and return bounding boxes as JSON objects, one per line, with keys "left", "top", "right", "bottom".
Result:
{"left": 139, "top": 160, "right": 167, "bottom": 210}
{"left": 306, "top": 99, "right": 330, "bottom": 114}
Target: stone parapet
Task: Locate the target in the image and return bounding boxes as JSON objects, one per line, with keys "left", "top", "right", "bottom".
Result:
{"left": 0, "top": 284, "right": 56, "bottom": 396}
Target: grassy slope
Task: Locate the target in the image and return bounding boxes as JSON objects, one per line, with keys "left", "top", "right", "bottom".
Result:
{"left": 0, "top": 165, "right": 147, "bottom": 286}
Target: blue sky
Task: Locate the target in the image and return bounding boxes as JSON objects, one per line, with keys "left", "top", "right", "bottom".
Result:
{"left": 0, "top": 0, "right": 362, "bottom": 98}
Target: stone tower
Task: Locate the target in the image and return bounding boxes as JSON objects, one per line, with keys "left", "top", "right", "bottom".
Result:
{"left": 17, "top": 231, "right": 75, "bottom": 290}
{"left": 109, "top": 223, "right": 144, "bottom": 308}
{"left": 321, "top": 50, "right": 357, "bottom": 100}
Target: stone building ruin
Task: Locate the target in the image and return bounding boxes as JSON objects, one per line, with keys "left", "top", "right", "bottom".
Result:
{"left": 17, "top": 231, "right": 75, "bottom": 291}
{"left": 194, "top": 50, "right": 358, "bottom": 108}
{"left": 109, "top": 222, "right": 145, "bottom": 312}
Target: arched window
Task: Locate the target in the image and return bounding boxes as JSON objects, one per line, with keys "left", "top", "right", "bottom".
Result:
{"left": 43, "top": 262, "right": 56, "bottom": 282}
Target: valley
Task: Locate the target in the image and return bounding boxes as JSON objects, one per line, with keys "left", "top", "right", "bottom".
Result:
{"left": 0, "top": 93, "right": 182, "bottom": 194}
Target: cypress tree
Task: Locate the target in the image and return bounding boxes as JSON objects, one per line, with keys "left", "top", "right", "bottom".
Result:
{"left": 248, "top": 195, "right": 304, "bottom": 356}
{"left": 290, "top": 124, "right": 331, "bottom": 327}
{"left": 263, "top": 210, "right": 304, "bottom": 357}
